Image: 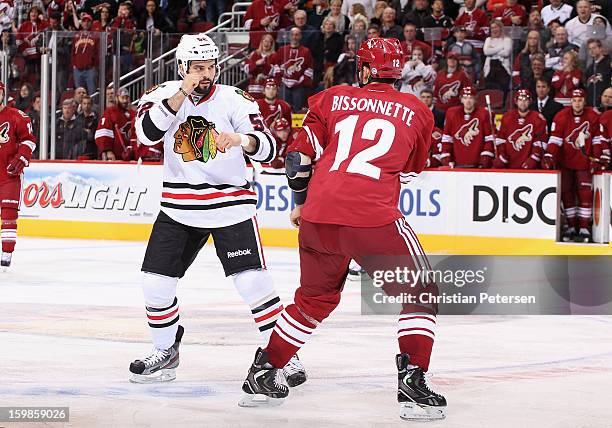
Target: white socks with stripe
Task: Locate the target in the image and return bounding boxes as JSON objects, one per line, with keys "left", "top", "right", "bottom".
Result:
{"left": 142, "top": 272, "right": 179, "bottom": 350}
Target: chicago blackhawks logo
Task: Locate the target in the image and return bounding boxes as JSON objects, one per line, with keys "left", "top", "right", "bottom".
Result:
{"left": 566, "top": 121, "right": 590, "bottom": 150}
{"left": 0, "top": 122, "right": 9, "bottom": 144}
{"left": 455, "top": 118, "right": 480, "bottom": 146}
{"left": 508, "top": 124, "right": 533, "bottom": 152}
{"left": 283, "top": 57, "right": 304, "bottom": 76}
{"left": 439, "top": 81, "right": 461, "bottom": 103}
{"left": 235, "top": 89, "right": 255, "bottom": 102}
{"left": 173, "top": 116, "right": 223, "bottom": 163}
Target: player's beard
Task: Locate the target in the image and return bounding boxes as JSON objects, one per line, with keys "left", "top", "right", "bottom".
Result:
{"left": 194, "top": 78, "right": 214, "bottom": 97}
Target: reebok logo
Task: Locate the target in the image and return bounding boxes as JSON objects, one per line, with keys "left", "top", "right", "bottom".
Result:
{"left": 227, "top": 249, "right": 252, "bottom": 258}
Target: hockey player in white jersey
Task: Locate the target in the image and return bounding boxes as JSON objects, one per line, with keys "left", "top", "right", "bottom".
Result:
{"left": 129, "top": 33, "right": 306, "bottom": 387}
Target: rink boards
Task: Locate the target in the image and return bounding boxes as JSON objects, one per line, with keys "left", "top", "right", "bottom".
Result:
{"left": 17, "top": 161, "right": 612, "bottom": 255}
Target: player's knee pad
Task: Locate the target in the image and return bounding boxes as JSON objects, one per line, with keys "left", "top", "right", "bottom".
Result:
{"left": 232, "top": 269, "right": 277, "bottom": 307}
{"left": 142, "top": 271, "right": 178, "bottom": 307}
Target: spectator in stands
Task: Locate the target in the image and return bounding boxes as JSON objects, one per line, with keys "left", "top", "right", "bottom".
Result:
{"left": 366, "top": 23, "right": 380, "bottom": 39}
{"left": 307, "top": 0, "right": 330, "bottom": 30}
{"left": 342, "top": 0, "right": 375, "bottom": 19}
{"left": 78, "top": 94, "right": 98, "bottom": 157}
{"left": 400, "top": 22, "right": 432, "bottom": 63}
{"left": 27, "top": 94, "right": 41, "bottom": 143}
{"left": 245, "top": 0, "right": 289, "bottom": 49}
{"left": 347, "top": 3, "right": 368, "bottom": 24}
{"left": 92, "top": 5, "right": 112, "bottom": 31}
{"left": 541, "top": 0, "right": 573, "bottom": 26}
{"left": 324, "top": 0, "right": 349, "bottom": 34}
{"left": 592, "top": 15, "right": 612, "bottom": 54}
{"left": 531, "top": 77, "right": 563, "bottom": 130}
{"left": 272, "top": 26, "right": 314, "bottom": 111}
{"left": 551, "top": 49, "right": 583, "bottom": 104}
{"left": 333, "top": 34, "right": 357, "bottom": 86}
{"left": 13, "top": 0, "right": 45, "bottom": 29}
{"left": 600, "top": 87, "right": 612, "bottom": 112}
{"left": 380, "top": 7, "right": 402, "bottom": 39}
{"left": 545, "top": 26, "right": 578, "bottom": 71}
{"left": 312, "top": 16, "right": 343, "bottom": 89}
{"left": 244, "top": 33, "right": 276, "bottom": 99}
{"left": 420, "top": 88, "right": 445, "bottom": 128}
{"left": 63, "top": 0, "right": 83, "bottom": 30}
{"left": 204, "top": 0, "right": 227, "bottom": 25}
{"left": 483, "top": 19, "right": 512, "bottom": 96}
{"left": 269, "top": 117, "right": 295, "bottom": 168}
{"left": 433, "top": 51, "right": 471, "bottom": 111}
{"left": 41, "top": 13, "right": 71, "bottom": 101}
{"left": 71, "top": 13, "right": 99, "bottom": 95}
{"left": 447, "top": 26, "right": 479, "bottom": 81}
{"left": 111, "top": 1, "right": 137, "bottom": 73}
{"left": 401, "top": 0, "right": 430, "bottom": 30}
{"left": 293, "top": 9, "right": 319, "bottom": 49}
{"left": 105, "top": 86, "right": 114, "bottom": 107}
{"left": 512, "top": 30, "right": 544, "bottom": 89}
{"left": 73, "top": 86, "right": 88, "bottom": 113}
{"left": 422, "top": 0, "right": 453, "bottom": 58}
{"left": 525, "top": 10, "right": 551, "bottom": 47}
{"left": 95, "top": 87, "right": 135, "bottom": 161}
{"left": 399, "top": 46, "right": 436, "bottom": 96}
{"left": 585, "top": 38, "right": 610, "bottom": 109}
{"left": 493, "top": 0, "right": 526, "bottom": 27}
{"left": 454, "top": 0, "right": 488, "bottom": 52}
{"left": 524, "top": 54, "right": 553, "bottom": 95}
{"left": 0, "top": 1, "right": 14, "bottom": 32}
{"left": 16, "top": 6, "right": 48, "bottom": 87}
{"left": 349, "top": 13, "right": 368, "bottom": 47}
{"left": 56, "top": 98, "right": 88, "bottom": 160}
{"left": 14, "top": 83, "right": 34, "bottom": 112}
{"left": 137, "top": 0, "right": 171, "bottom": 34}
{"left": 370, "top": 1, "right": 388, "bottom": 27}
{"left": 256, "top": 79, "right": 293, "bottom": 128}
{"left": 565, "top": 0, "right": 612, "bottom": 59}
{"left": 1, "top": 30, "right": 18, "bottom": 90}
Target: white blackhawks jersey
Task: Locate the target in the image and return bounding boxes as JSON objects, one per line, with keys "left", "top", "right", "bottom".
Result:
{"left": 135, "top": 81, "right": 275, "bottom": 228}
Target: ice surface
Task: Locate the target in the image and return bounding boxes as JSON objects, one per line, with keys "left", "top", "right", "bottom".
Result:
{"left": 2, "top": 238, "right": 612, "bottom": 427}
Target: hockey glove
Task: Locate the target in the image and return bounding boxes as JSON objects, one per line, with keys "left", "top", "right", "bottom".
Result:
{"left": 440, "top": 155, "right": 451, "bottom": 167}
{"left": 6, "top": 145, "right": 33, "bottom": 176}
{"left": 492, "top": 156, "right": 508, "bottom": 169}
{"left": 479, "top": 155, "right": 493, "bottom": 169}
{"left": 589, "top": 158, "right": 605, "bottom": 173}
{"left": 521, "top": 157, "right": 539, "bottom": 169}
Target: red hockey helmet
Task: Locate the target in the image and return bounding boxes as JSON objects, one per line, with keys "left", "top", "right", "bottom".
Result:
{"left": 272, "top": 117, "right": 290, "bottom": 131}
{"left": 265, "top": 78, "right": 277, "bottom": 87}
{"left": 571, "top": 88, "right": 586, "bottom": 99}
{"left": 514, "top": 88, "right": 531, "bottom": 103}
{"left": 357, "top": 37, "right": 404, "bottom": 79}
{"left": 460, "top": 86, "right": 477, "bottom": 98}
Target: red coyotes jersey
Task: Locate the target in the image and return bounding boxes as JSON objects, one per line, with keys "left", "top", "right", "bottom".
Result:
{"left": 493, "top": 4, "right": 526, "bottom": 26}
{"left": 257, "top": 98, "right": 293, "bottom": 128}
{"left": 433, "top": 69, "right": 471, "bottom": 111}
{"left": 551, "top": 69, "right": 583, "bottom": 99}
{"left": 271, "top": 45, "right": 314, "bottom": 89}
{"left": 16, "top": 19, "right": 48, "bottom": 60}
{"left": 442, "top": 106, "right": 494, "bottom": 166}
{"left": 244, "top": 51, "right": 275, "bottom": 98}
{"left": 454, "top": 8, "right": 489, "bottom": 49}
{"left": 244, "top": 0, "right": 290, "bottom": 49}
{"left": 0, "top": 107, "right": 36, "bottom": 182}
{"left": 95, "top": 106, "right": 136, "bottom": 160}
{"left": 496, "top": 110, "right": 548, "bottom": 168}
{"left": 289, "top": 82, "right": 434, "bottom": 227}
{"left": 427, "top": 127, "right": 444, "bottom": 167}
{"left": 547, "top": 107, "right": 602, "bottom": 170}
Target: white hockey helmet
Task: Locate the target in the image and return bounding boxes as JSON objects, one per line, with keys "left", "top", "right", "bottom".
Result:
{"left": 175, "top": 33, "right": 220, "bottom": 82}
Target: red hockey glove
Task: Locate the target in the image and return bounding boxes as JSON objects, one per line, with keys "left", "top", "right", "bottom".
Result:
{"left": 440, "top": 155, "right": 451, "bottom": 167}
{"left": 521, "top": 157, "right": 538, "bottom": 169}
{"left": 590, "top": 158, "right": 605, "bottom": 173}
{"left": 479, "top": 155, "right": 492, "bottom": 169}
{"left": 6, "top": 145, "right": 33, "bottom": 176}
{"left": 492, "top": 156, "right": 507, "bottom": 169}
{"left": 542, "top": 154, "right": 556, "bottom": 170}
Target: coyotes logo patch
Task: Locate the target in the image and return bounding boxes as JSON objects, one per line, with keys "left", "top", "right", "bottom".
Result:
{"left": 0, "top": 122, "right": 9, "bottom": 144}
{"left": 235, "top": 89, "right": 255, "bottom": 102}
{"left": 173, "top": 116, "right": 223, "bottom": 163}
{"left": 455, "top": 118, "right": 480, "bottom": 146}
{"left": 566, "top": 121, "right": 590, "bottom": 150}
{"left": 283, "top": 57, "right": 304, "bottom": 77}
{"left": 439, "top": 81, "right": 461, "bottom": 103}
{"left": 508, "top": 124, "right": 533, "bottom": 152}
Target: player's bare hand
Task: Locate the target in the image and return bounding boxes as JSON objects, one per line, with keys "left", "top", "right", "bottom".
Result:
{"left": 216, "top": 132, "right": 243, "bottom": 152}
{"left": 290, "top": 205, "right": 302, "bottom": 228}
{"left": 181, "top": 73, "right": 202, "bottom": 95}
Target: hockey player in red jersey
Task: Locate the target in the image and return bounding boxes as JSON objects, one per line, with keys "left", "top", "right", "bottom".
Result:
{"left": 256, "top": 79, "right": 293, "bottom": 129}
{"left": 543, "top": 89, "right": 603, "bottom": 242}
{"left": 494, "top": 89, "right": 548, "bottom": 169}
{"left": 269, "top": 117, "right": 295, "bottom": 168}
{"left": 427, "top": 127, "right": 444, "bottom": 167}
{"left": 441, "top": 86, "right": 495, "bottom": 168}
{"left": 95, "top": 87, "right": 136, "bottom": 161}
{"left": 433, "top": 51, "right": 472, "bottom": 112}
{"left": 241, "top": 37, "right": 447, "bottom": 421}
{"left": 0, "top": 82, "right": 37, "bottom": 268}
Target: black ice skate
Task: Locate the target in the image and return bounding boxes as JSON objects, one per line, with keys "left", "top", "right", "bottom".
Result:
{"left": 1, "top": 251, "right": 12, "bottom": 269}
{"left": 562, "top": 227, "right": 577, "bottom": 242}
{"left": 283, "top": 354, "right": 307, "bottom": 387}
{"left": 239, "top": 347, "right": 289, "bottom": 407}
{"left": 396, "top": 353, "right": 446, "bottom": 421}
{"left": 576, "top": 228, "right": 591, "bottom": 243}
{"left": 129, "top": 325, "right": 184, "bottom": 383}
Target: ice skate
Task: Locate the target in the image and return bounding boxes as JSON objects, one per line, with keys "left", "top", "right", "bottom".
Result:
{"left": 1, "top": 252, "right": 11, "bottom": 270}
{"left": 396, "top": 353, "right": 446, "bottom": 421}
{"left": 129, "top": 325, "right": 183, "bottom": 383}
{"left": 239, "top": 347, "right": 289, "bottom": 407}
{"left": 576, "top": 228, "right": 591, "bottom": 243}
{"left": 283, "top": 354, "right": 307, "bottom": 387}
{"left": 562, "top": 227, "right": 577, "bottom": 242}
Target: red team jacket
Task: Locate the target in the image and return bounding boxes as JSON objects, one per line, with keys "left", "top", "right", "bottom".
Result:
{"left": 257, "top": 98, "right": 293, "bottom": 128}
{"left": 496, "top": 110, "right": 548, "bottom": 168}
{"left": 95, "top": 106, "right": 136, "bottom": 160}
{"left": 454, "top": 8, "right": 489, "bottom": 49}
{"left": 71, "top": 30, "right": 99, "bottom": 70}
{"left": 442, "top": 106, "right": 495, "bottom": 166}
{"left": 492, "top": 3, "right": 526, "bottom": 26}
{"left": 16, "top": 19, "right": 48, "bottom": 60}
{"left": 271, "top": 45, "right": 314, "bottom": 89}
{"left": 289, "top": 83, "right": 434, "bottom": 227}
{"left": 433, "top": 69, "right": 471, "bottom": 111}
{"left": 244, "top": 0, "right": 290, "bottom": 49}
{"left": 551, "top": 69, "right": 583, "bottom": 100}
{"left": 0, "top": 107, "right": 36, "bottom": 183}
{"left": 547, "top": 107, "right": 602, "bottom": 170}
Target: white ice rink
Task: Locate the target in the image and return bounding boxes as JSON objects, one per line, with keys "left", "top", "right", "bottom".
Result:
{"left": 2, "top": 237, "right": 612, "bottom": 428}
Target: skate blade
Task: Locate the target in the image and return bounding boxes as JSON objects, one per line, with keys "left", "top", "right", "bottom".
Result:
{"left": 238, "top": 393, "right": 285, "bottom": 408}
{"left": 129, "top": 368, "right": 176, "bottom": 384}
{"left": 399, "top": 402, "right": 446, "bottom": 421}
